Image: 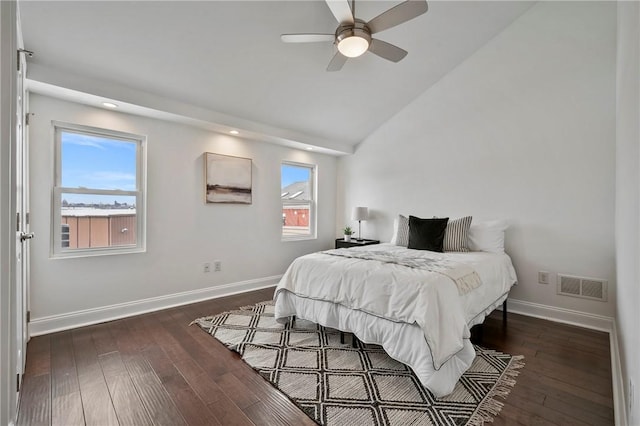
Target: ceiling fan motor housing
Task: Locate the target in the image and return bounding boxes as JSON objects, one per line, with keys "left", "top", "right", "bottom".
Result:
{"left": 335, "top": 20, "right": 371, "bottom": 57}
{"left": 336, "top": 20, "right": 371, "bottom": 43}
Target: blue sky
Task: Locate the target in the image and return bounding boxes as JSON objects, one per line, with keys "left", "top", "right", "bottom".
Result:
{"left": 61, "top": 132, "right": 136, "bottom": 204}
{"left": 62, "top": 132, "right": 136, "bottom": 189}
{"left": 281, "top": 164, "right": 310, "bottom": 188}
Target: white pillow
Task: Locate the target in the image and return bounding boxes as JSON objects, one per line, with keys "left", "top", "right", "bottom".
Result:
{"left": 390, "top": 216, "right": 399, "bottom": 244}
{"left": 468, "top": 220, "right": 508, "bottom": 253}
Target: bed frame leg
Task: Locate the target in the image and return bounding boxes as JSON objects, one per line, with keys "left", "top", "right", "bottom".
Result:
{"left": 502, "top": 300, "right": 507, "bottom": 325}
{"left": 352, "top": 335, "right": 359, "bottom": 348}
{"left": 470, "top": 324, "right": 483, "bottom": 345}
{"left": 340, "top": 332, "right": 345, "bottom": 344}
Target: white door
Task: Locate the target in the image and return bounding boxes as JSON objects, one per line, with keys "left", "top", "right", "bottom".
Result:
{"left": 15, "top": 48, "right": 31, "bottom": 394}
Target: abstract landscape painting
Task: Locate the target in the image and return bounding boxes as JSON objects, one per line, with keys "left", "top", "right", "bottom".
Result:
{"left": 204, "top": 152, "right": 252, "bottom": 204}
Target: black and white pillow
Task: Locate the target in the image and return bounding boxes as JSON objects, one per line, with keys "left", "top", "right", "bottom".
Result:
{"left": 393, "top": 214, "right": 472, "bottom": 252}
{"left": 443, "top": 216, "right": 472, "bottom": 252}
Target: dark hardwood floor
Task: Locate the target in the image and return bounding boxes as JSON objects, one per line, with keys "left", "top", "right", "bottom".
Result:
{"left": 17, "top": 287, "right": 614, "bottom": 425}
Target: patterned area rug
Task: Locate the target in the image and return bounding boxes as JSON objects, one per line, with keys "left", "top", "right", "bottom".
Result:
{"left": 192, "top": 301, "right": 524, "bottom": 426}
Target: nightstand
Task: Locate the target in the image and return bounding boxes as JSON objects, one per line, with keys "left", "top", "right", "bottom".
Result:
{"left": 335, "top": 238, "right": 380, "bottom": 249}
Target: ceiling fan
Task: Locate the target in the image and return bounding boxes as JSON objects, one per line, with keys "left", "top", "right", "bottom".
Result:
{"left": 281, "top": 0, "right": 428, "bottom": 71}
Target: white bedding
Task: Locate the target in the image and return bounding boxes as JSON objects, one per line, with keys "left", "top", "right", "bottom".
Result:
{"left": 273, "top": 243, "right": 517, "bottom": 397}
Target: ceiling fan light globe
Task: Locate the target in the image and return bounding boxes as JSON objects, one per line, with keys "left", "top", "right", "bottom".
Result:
{"left": 337, "top": 36, "right": 369, "bottom": 58}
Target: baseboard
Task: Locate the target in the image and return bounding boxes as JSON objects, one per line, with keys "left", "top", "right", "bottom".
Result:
{"left": 610, "top": 323, "right": 628, "bottom": 426}
{"left": 503, "top": 298, "right": 614, "bottom": 332}
{"left": 29, "top": 275, "right": 281, "bottom": 336}
{"left": 502, "top": 298, "right": 626, "bottom": 424}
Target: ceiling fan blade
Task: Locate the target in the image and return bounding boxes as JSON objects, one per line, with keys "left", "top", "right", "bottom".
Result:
{"left": 325, "top": 0, "right": 354, "bottom": 24}
{"left": 327, "top": 51, "right": 348, "bottom": 72}
{"left": 367, "top": 0, "right": 428, "bottom": 34}
{"left": 281, "top": 34, "right": 334, "bottom": 43}
{"left": 369, "top": 39, "right": 408, "bottom": 62}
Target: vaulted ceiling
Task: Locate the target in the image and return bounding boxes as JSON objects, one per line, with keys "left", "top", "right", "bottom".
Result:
{"left": 20, "top": 1, "right": 534, "bottom": 153}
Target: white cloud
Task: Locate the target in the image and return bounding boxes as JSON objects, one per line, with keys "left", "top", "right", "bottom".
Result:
{"left": 90, "top": 171, "right": 136, "bottom": 182}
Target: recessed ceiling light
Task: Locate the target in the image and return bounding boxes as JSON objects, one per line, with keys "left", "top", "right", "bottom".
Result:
{"left": 229, "top": 130, "right": 239, "bottom": 135}
{"left": 102, "top": 102, "right": 118, "bottom": 108}
{"left": 306, "top": 147, "right": 314, "bottom": 150}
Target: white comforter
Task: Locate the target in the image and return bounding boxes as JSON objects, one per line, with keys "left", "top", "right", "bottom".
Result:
{"left": 273, "top": 243, "right": 517, "bottom": 396}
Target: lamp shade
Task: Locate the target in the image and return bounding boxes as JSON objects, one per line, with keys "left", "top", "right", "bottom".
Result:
{"left": 351, "top": 207, "right": 369, "bottom": 221}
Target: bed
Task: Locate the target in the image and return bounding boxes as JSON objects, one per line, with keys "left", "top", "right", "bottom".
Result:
{"left": 273, "top": 242, "right": 518, "bottom": 397}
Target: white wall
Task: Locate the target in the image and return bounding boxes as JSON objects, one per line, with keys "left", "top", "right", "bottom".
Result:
{"left": 337, "top": 1, "right": 616, "bottom": 317}
{"left": 28, "top": 94, "right": 337, "bottom": 325}
{"left": 615, "top": 1, "right": 640, "bottom": 423}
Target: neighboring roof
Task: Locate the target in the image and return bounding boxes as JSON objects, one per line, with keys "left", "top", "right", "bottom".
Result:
{"left": 281, "top": 181, "right": 310, "bottom": 201}
{"left": 61, "top": 207, "right": 136, "bottom": 217}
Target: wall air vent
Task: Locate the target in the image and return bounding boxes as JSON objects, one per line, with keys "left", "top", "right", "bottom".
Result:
{"left": 557, "top": 274, "right": 607, "bottom": 302}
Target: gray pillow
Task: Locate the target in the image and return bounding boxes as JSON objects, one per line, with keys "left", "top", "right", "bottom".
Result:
{"left": 443, "top": 216, "right": 472, "bottom": 252}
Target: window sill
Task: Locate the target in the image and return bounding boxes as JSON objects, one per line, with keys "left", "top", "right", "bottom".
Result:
{"left": 281, "top": 235, "right": 317, "bottom": 242}
{"left": 51, "top": 246, "right": 146, "bottom": 259}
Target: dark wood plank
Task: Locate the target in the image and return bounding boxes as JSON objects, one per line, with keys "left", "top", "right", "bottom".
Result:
{"left": 205, "top": 395, "right": 255, "bottom": 426}
{"left": 215, "top": 371, "right": 260, "bottom": 409}
{"left": 89, "top": 322, "right": 118, "bottom": 356}
{"left": 51, "top": 393, "right": 85, "bottom": 426}
{"left": 23, "top": 334, "right": 50, "bottom": 378}
{"left": 504, "top": 392, "right": 591, "bottom": 425}
{"left": 16, "top": 373, "right": 50, "bottom": 426}
{"left": 156, "top": 365, "right": 221, "bottom": 426}
{"left": 140, "top": 344, "right": 220, "bottom": 425}
{"left": 49, "top": 331, "right": 85, "bottom": 425}
{"left": 71, "top": 328, "right": 119, "bottom": 426}
{"left": 98, "top": 351, "right": 154, "bottom": 426}
{"left": 124, "top": 356, "right": 188, "bottom": 426}
{"left": 172, "top": 359, "right": 227, "bottom": 406}
{"left": 108, "top": 328, "right": 187, "bottom": 426}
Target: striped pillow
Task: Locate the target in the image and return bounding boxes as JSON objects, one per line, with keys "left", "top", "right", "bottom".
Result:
{"left": 393, "top": 214, "right": 410, "bottom": 247}
{"left": 444, "top": 216, "right": 472, "bottom": 252}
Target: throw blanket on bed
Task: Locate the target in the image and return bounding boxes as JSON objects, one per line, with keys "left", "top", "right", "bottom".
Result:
{"left": 323, "top": 248, "right": 483, "bottom": 295}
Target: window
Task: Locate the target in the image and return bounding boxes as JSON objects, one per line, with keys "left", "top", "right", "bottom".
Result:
{"left": 52, "top": 122, "right": 146, "bottom": 257}
{"left": 281, "top": 161, "right": 316, "bottom": 240}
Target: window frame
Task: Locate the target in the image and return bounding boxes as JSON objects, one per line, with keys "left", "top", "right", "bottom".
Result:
{"left": 51, "top": 121, "right": 147, "bottom": 258}
{"left": 281, "top": 160, "right": 317, "bottom": 241}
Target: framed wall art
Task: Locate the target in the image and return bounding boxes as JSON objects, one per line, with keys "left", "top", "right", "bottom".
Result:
{"left": 204, "top": 152, "right": 252, "bottom": 204}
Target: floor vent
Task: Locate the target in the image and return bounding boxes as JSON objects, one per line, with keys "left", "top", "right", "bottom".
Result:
{"left": 557, "top": 274, "right": 607, "bottom": 302}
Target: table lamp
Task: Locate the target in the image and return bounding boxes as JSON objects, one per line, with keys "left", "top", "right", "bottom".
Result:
{"left": 351, "top": 207, "right": 369, "bottom": 241}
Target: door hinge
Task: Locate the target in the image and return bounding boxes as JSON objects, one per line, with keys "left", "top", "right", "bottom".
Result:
{"left": 25, "top": 113, "right": 31, "bottom": 126}
{"left": 26, "top": 311, "right": 31, "bottom": 323}
{"left": 16, "top": 374, "right": 20, "bottom": 392}
{"left": 26, "top": 212, "right": 30, "bottom": 225}
{"left": 17, "top": 49, "right": 34, "bottom": 71}
{"left": 16, "top": 212, "right": 20, "bottom": 232}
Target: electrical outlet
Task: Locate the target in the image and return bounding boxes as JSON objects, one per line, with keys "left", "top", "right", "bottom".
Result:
{"left": 214, "top": 260, "right": 222, "bottom": 272}
{"left": 538, "top": 271, "right": 550, "bottom": 285}
{"left": 203, "top": 262, "right": 211, "bottom": 273}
